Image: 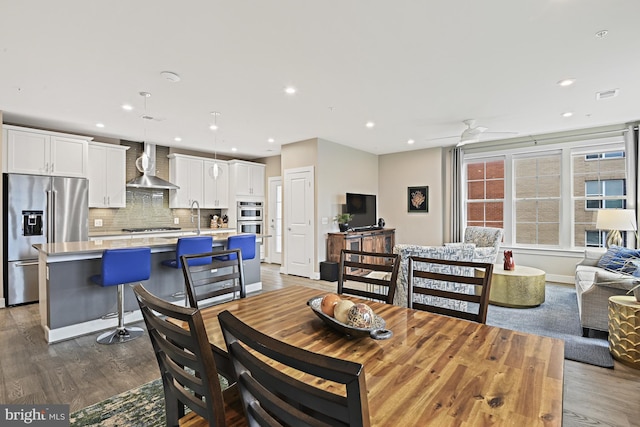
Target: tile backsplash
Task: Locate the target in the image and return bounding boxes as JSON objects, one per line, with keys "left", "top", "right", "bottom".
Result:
{"left": 88, "top": 141, "right": 225, "bottom": 233}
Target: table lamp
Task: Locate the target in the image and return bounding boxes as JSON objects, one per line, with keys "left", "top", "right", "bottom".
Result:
{"left": 595, "top": 209, "right": 637, "bottom": 248}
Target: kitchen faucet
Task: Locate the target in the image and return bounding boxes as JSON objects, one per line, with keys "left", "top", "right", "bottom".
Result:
{"left": 190, "top": 200, "right": 201, "bottom": 235}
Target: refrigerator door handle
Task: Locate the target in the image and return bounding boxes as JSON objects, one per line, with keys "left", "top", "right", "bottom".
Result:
{"left": 47, "top": 190, "right": 55, "bottom": 242}
{"left": 15, "top": 261, "right": 40, "bottom": 267}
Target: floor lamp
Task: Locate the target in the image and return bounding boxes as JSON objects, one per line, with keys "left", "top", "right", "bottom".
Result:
{"left": 595, "top": 209, "right": 637, "bottom": 248}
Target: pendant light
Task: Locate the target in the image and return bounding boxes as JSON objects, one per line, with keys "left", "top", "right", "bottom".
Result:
{"left": 210, "top": 111, "right": 221, "bottom": 180}
{"left": 136, "top": 92, "right": 153, "bottom": 174}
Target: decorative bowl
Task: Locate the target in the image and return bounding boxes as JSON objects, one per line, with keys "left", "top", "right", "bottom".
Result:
{"left": 307, "top": 296, "right": 392, "bottom": 340}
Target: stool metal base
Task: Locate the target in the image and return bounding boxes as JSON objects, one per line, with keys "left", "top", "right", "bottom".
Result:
{"left": 97, "top": 326, "right": 144, "bottom": 344}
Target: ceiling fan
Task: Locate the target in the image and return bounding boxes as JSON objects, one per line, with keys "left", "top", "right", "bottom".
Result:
{"left": 428, "top": 119, "right": 517, "bottom": 146}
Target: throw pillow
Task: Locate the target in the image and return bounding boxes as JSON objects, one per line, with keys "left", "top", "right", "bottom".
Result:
{"left": 597, "top": 245, "right": 640, "bottom": 274}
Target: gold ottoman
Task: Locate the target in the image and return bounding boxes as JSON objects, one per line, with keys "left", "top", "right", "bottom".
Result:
{"left": 608, "top": 296, "right": 640, "bottom": 369}
{"left": 488, "top": 265, "right": 546, "bottom": 308}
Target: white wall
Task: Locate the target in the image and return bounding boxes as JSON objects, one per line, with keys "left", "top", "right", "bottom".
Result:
{"left": 280, "top": 138, "right": 378, "bottom": 274}
{"left": 317, "top": 139, "right": 378, "bottom": 262}
{"left": 379, "top": 147, "right": 445, "bottom": 246}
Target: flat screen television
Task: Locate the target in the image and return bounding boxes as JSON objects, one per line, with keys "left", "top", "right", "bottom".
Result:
{"left": 346, "top": 193, "right": 377, "bottom": 230}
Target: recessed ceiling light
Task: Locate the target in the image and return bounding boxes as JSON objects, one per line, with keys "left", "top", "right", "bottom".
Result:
{"left": 557, "top": 79, "right": 575, "bottom": 87}
{"left": 284, "top": 86, "right": 297, "bottom": 95}
{"left": 231, "top": 147, "right": 238, "bottom": 152}
{"left": 122, "top": 104, "right": 133, "bottom": 111}
{"left": 407, "top": 139, "right": 415, "bottom": 145}
{"left": 365, "top": 121, "right": 375, "bottom": 128}
{"left": 267, "top": 138, "right": 275, "bottom": 143}
{"left": 174, "top": 137, "right": 182, "bottom": 142}
{"left": 595, "top": 30, "right": 608, "bottom": 38}
{"left": 561, "top": 112, "right": 573, "bottom": 118}
{"left": 96, "top": 123, "right": 105, "bottom": 128}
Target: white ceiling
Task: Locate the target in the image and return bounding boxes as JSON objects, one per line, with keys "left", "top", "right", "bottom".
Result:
{"left": 1, "top": 1, "right": 639, "bottom": 159}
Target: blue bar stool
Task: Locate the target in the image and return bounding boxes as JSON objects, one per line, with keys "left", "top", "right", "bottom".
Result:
{"left": 219, "top": 234, "right": 256, "bottom": 261}
{"left": 161, "top": 236, "right": 213, "bottom": 269}
{"left": 90, "top": 247, "right": 151, "bottom": 344}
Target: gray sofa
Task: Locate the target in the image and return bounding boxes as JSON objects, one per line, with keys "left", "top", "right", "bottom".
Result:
{"left": 575, "top": 248, "right": 637, "bottom": 336}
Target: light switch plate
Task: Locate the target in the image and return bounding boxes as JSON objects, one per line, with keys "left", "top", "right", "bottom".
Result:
{"left": 94, "top": 219, "right": 103, "bottom": 227}
{"left": 174, "top": 217, "right": 179, "bottom": 224}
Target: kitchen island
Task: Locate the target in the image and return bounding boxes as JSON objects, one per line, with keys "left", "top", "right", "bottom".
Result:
{"left": 33, "top": 232, "right": 263, "bottom": 343}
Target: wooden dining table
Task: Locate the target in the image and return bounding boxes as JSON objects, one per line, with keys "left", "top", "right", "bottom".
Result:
{"left": 197, "top": 285, "right": 564, "bottom": 426}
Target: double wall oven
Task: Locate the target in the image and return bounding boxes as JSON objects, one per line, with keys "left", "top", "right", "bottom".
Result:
{"left": 237, "top": 201, "right": 263, "bottom": 234}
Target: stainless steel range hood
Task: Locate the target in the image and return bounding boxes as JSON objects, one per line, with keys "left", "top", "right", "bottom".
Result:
{"left": 126, "top": 143, "right": 179, "bottom": 190}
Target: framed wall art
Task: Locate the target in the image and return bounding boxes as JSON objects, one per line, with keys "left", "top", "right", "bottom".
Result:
{"left": 407, "top": 186, "right": 428, "bottom": 212}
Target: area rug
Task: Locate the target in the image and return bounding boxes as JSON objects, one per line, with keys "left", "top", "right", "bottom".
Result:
{"left": 70, "top": 375, "right": 230, "bottom": 427}
{"left": 486, "top": 283, "right": 614, "bottom": 369}
{"left": 70, "top": 378, "right": 165, "bottom": 427}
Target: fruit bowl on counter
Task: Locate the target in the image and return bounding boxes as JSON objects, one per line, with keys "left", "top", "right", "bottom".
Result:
{"left": 307, "top": 295, "right": 392, "bottom": 340}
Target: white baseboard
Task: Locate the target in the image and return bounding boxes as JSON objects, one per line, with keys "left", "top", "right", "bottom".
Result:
{"left": 546, "top": 274, "right": 574, "bottom": 284}
{"left": 44, "top": 282, "right": 262, "bottom": 344}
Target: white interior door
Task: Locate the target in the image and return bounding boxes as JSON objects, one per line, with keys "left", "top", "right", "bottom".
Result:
{"left": 284, "top": 167, "right": 314, "bottom": 278}
{"left": 268, "top": 176, "right": 282, "bottom": 265}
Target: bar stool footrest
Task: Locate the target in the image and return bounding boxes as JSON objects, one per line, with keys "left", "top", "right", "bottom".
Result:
{"left": 97, "top": 326, "right": 144, "bottom": 345}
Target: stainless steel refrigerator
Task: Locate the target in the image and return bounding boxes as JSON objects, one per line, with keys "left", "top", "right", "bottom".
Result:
{"left": 3, "top": 173, "right": 88, "bottom": 305}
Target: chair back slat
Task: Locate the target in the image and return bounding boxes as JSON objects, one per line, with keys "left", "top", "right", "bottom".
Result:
{"left": 338, "top": 250, "right": 400, "bottom": 304}
{"left": 408, "top": 256, "right": 493, "bottom": 324}
{"left": 218, "top": 310, "right": 370, "bottom": 427}
{"left": 181, "top": 249, "right": 246, "bottom": 309}
{"left": 133, "top": 284, "right": 234, "bottom": 426}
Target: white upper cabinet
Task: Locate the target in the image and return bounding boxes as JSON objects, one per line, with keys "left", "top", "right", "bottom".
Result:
{"left": 203, "top": 159, "right": 229, "bottom": 208}
{"left": 4, "top": 126, "right": 89, "bottom": 177}
{"left": 230, "top": 160, "right": 265, "bottom": 197}
{"left": 88, "top": 142, "right": 128, "bottom": 208}
{"left": 169, "top": 154, "right": 205, "bottom": 208}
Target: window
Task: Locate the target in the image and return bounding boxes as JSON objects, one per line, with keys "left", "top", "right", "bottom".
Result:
{"left": 584, "top": 179, "right": 625, "bottom": 209}
{"left": 513, "top": 153, "right": 561, "bottom": 245}
{"left": 573, "top": 149, "right": 627, "bottom": 247}
{"left": 585, "top": 230, "right": 606, "bottom": 247}
{"left": 462, "top": 137, "right": 631, "bottom": 250}
{"left": 585, "top": 151, "right": 624, "bottom": 160}
{"left": 465, "top": 159, "right": 504, "bottom": 229}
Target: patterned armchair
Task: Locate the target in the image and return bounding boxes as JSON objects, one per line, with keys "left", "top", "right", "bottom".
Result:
{"left": 462, "top": 226, "right": 504, "bottom": 264}
{"left": 393, "top": 244, "right": 476, "bottom": 307}
{"left": 392, "top": 227, "right": 503, "bottom": 307}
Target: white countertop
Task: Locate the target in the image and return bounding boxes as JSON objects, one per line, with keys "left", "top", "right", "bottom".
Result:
{"left": 35, "top": 232, "right": 239, "bottom": 256}
{"left": 88, "top": 227, "right": 236, "bottom": 238}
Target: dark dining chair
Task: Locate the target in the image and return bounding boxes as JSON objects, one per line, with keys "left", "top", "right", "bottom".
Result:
{"left": 407, "top": 256, "right": 494, "bottom": 323}
{"left": 218, "top": 309, "right": 371, "bottom": 427}
{"left": 132, "top": 284, "right": 245, "bottom": 427}
{"left": 338, "top": 249, "right": 400, "bottom": 304}
{"left": 181, "top": 249, "right": 246, "bottom": 309}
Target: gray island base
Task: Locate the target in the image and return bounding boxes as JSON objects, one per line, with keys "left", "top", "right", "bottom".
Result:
{"left": 33, "top": 234, "right": 262, "bottom": 343}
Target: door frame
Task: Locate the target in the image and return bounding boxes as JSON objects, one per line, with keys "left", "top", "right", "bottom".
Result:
{"left": 267, "top": 176, "right": 282, "bottom": 266}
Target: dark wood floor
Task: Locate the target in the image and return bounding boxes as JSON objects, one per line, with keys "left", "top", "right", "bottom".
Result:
{"left": 1, "top": 264, "right": 639, "bottom": 426}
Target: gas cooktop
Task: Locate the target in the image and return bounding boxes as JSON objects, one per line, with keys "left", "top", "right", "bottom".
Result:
{"left": 122, "top": 227, "right": 182, "bottom": 232}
